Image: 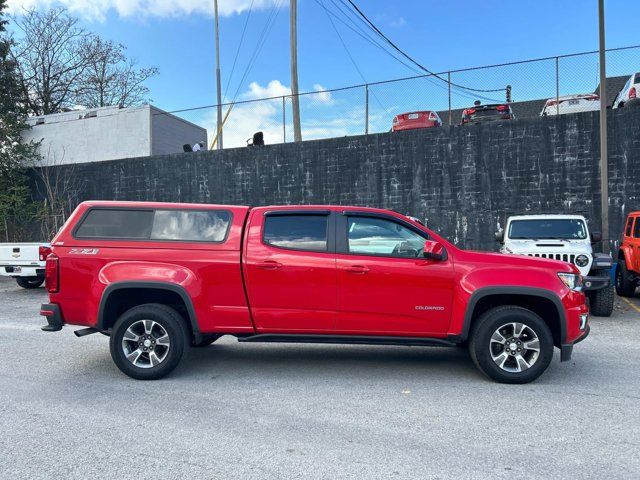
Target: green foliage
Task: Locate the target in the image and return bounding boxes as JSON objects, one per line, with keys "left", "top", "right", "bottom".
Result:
{"left": 0, "top": 0, "right": 40, "bottom": 241}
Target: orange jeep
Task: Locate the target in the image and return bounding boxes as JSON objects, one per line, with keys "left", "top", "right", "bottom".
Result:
{"left": 616, "top": 212, "right": 640, "bottom": 296}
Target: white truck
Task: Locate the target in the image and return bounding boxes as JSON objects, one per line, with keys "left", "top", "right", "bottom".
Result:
{"left": 0, "top": 243, "right": 50, "bottom": 289}
{"left": 495, "top": 214, "right": 614, "bottom": 317}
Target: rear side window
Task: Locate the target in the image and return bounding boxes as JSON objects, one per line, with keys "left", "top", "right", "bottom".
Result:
{"left": 263, "top": 215, "right": 328, "bottom": 252}
{"left": 626, "top": 217, "right": 634, "bottom": 237}
{"left": 634, "top": 218, "right": 640, "bottom": 239}
{"left": 634, "top": 73, "right": 640, "bottom": 85}
{"left": 74, "top": 209, "right": 154, "bottom": 239}
{"left": 74, "top": 208, "right": 231, "bottom": 242}
{"left": 151, "top": 210, "right": 231, "bottom": 242}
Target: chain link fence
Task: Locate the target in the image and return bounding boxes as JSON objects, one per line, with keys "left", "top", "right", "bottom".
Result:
{"left": 178, "top": 45, "right": 640, "bottom": 148}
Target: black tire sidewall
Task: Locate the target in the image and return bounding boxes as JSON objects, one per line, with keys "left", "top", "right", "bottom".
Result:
{"left": 615, "top": 260, "right": 635, "bottom": 297}
{"left": 16, "top": 276, "right": 44, "bottom": 289}
{"left": 470, "top": 307, "right": 554, "bottom": 384}
{"left": 110, "top": 304, "right": 188, "bottom": 380}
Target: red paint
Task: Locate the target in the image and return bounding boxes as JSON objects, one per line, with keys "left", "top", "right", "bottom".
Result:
{"left": 392, "top": 111, "right": 441, "bottom": 132}
{"left": 43, "top": 201, "right": 589, "bottom": 349}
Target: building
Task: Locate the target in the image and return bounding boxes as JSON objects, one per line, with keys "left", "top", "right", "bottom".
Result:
{"left": 23, "top": 104, "right": 207, "bottom": 165}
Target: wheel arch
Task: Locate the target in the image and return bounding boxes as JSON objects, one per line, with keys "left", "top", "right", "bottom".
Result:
{"left": 97, "top": 281, "right": 200, "bottom": 341}
{"left": 460, "top": 287, "right": 566, "bottom": 347}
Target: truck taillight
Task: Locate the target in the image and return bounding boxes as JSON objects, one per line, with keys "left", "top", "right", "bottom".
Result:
{"left": 39, "top": 246, "right": 52, "bottom": 262}
{"left": 630, "top": 87, "right": 637, "bottom": 99}
{"left": 46, "top": 253, "right": 59, "bottom": 293}
{"left": 496, "top": 104, "right": 510, "bottom": 112}
{"left": 463, "top": 108, "right": 476, "bottom": 116}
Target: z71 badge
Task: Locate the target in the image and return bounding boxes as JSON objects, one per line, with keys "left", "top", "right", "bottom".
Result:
{"left": 69, "top": 248, "right": 99, "bottom": 255}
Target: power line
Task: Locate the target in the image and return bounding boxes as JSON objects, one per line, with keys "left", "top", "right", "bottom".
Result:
{"left": 343, "top": 0, "right": 505, "bottom": 95}
{"left": 223, "top": 0, "right": 255, "bottom": 100}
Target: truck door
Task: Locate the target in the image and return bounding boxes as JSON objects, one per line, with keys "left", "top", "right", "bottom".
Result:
{"left": 335, "top": 212, "right": 454, "bottom": 336}
{"left": 243, "top": 209, "right": 337, "bottom": 333}
{"left": 632, "top": 215, "right": 640, "bottom": 272}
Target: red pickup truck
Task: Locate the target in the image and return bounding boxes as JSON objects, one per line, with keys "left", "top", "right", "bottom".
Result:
{"left": 40, "top": 201, "right": 590, "bottom": 383}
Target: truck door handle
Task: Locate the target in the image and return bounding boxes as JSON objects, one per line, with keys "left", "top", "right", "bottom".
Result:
{"left": 342, "top": 265, "right": 370, "bottom": 274}
{"left": 256, "top": 260, "right": 283, "bottom": 270}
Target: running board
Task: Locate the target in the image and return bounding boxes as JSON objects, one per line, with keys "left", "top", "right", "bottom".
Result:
{"left": 237, "top": 334, "right": 457, "bottom": 348}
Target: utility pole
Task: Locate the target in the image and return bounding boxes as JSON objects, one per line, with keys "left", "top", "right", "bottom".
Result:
{"left": 214, "top": 0, "right": 223, "bottom": 149}
{"left": 598, "top": 0, "right": 609, "bottom": 253}
{"left": 290, "top": 0, "right": 302, "bottom": 142}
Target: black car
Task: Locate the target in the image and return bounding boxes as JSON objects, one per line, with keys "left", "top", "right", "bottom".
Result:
{"left": 461, "top": 103, "right": 514, "bottom": 125}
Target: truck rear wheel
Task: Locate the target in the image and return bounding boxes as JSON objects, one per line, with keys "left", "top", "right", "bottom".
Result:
{"left": 615, "top": 260, "right": 636, "bottom": 297}
{"left": 469, "top": 306, "right": 554, "bottom": 384}
{"left": 110, "top": 303, "right": 189, "bottom": 380}
{"left": 16, "top": 276, "right": 44, "bottom": 289}
{"left": 588, "top": 286, "right": 614, "bottom": 317}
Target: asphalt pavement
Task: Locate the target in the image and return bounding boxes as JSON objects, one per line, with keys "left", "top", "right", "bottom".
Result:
{"left": 1, "top": 276, "right": 639, "bottom": 479}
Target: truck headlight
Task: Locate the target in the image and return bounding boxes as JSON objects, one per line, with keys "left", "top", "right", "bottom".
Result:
{"left": 575, "top": 255, "right": 589, "bottom": 268}
{"left": 558, "top": 272, "right": 583, "bottom": 291}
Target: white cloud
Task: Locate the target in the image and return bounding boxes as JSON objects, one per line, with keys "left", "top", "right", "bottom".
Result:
{"left": 242, "top": 79, "right": 291, "bottom": 100}
{"left": 311, "top": 84, "right": 333, "bottom": 105}
{"left": 390, "top": 16, "right": 406, "bottom": 28}
{"left": 7, "top": 0, "right": 279, "bottom": 20}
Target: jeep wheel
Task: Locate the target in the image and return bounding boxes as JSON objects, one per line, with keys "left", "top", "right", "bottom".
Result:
{"left": 110, "top": 303, "right": 189, "bottom": 380}
{"left": 588, "top": 286, "right": 614, "bottom": 317}
{"left": 615, "top": 260, "right": 636, "bottom": 297}
{"left": 16, "top": 276, "right": 44, "bottom": 289}
{"left": 469, "top": 306, "right": 554, "bottom": 384}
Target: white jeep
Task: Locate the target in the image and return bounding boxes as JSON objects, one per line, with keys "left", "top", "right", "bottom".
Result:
{"left": 496, "top": 214, "right": 614, "bottom": 317}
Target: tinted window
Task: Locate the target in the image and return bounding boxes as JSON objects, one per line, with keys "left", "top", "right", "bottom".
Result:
{"left": 151, "top": 210, "right": 231, "bottom": 242}
{"left": 634, "top": 218, "right": 640, "bottom": 239}
{"left": 508, "top": 219, "right": 587, "bottom": 240}
{"left": 263, "top": 215, "right": 328, "bottom": 251}
{"left": 626, "top": 217, "right": 634, "bottom": 237}
{"left": 348, "top": 217, "right": 426, "bottom": 257}
{"left": 75, "top": 209, "right": 154, "bottom": 239}
{"left": 634, "top": 73, "right": 640, "bottom": 85}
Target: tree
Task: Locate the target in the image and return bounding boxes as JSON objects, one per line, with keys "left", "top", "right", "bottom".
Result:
{"left": 76, "top": 37, "right": 158, "bottom": 108}
{"left": 11, "top": 8, "right": 159, "bottom": 115}
{"left": 0, "top": 0, "right": 39, "bottom": 241}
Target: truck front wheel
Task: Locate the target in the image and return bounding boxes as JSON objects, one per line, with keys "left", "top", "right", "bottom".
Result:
{"left": 469, "top": 306, "right": 554, "bottom": 384}
{"left": 16, "top": 276, "right": 44, "bottom": 289}
{"left": 587, "top": 286, "right": 614, "bottom": 317}
{"left": 110, "top": 303, "right": 189, "bottom": 380}
{"left": 615, "top": 260, "right": 636, "bottom": 297}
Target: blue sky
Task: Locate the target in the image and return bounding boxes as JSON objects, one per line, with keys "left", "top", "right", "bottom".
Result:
{"left": 8, "top": 0, "right": 639, "bottom": 146}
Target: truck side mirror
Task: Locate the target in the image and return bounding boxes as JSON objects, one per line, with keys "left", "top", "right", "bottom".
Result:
{"left": 495, "top": 231, "right": 504, "bottom": 243}
{"left": 591, "top": 231, "right": 602, "bottom": 243}
{"left": 423, "top": 240, "right": 446, "bottom": 261}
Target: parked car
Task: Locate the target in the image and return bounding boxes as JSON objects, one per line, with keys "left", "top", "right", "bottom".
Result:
{"left": 496, "top": 215, "right": 613, "bottom": 317}
{"left": 461, "top": 103, "right": 514, "bottom": 125}
{"left": 615, "top": 211, "right": 640, "bottom": 296}
{"left": 540, "top": 94, "right": 600, "bottom": 116}
{"left": 41, "top": 201, "right": 590, "bottom": 384}
{"left": 612, "top": 73, "right": 640, "bottom": 109}
{"left": 392, "top": 111, "right": 442, "bottom": 131}
{"left": 0, "top": 243, "right": 50, "bottom": 289}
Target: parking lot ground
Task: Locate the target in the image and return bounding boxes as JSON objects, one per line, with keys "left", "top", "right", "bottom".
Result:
{"left": 1, "top": 276, "right": 639, "bottom": 479}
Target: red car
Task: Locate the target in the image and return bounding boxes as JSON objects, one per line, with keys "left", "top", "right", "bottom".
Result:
{"left": 41, "top": 201, "right": 589, "bottom": 383}
{"left": 392, "top": 111, "right": 442, "bottom": 131}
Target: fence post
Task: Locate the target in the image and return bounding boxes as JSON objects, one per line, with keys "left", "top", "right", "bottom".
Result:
{"left": 448, "top": 71, "right": 452, "bottom": 125}
{"left": 282, "top": 96, "right": 286, "bottom": 143}
{"left": 555, "top": 56, "right": 560, "bottom": 115}
{"left": 365, "top": 84, "right": 369, "bottom": 135}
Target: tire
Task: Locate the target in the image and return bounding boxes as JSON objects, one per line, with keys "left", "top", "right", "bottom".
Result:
{"left": 469, "top": 306, "right": 554, "bottom": 384}
{"left": 16, "top": 276, "right": 44, "bottom": 289}
{"left": 110, "top": 303, "right": 189, "bottom": 380}
{"left": 192, "top": 334, "right": 221, "bottom": 347}
{"left": 588, "top": 286, "right": 614, "bottom": 317}
{"left": 615, "top": 260, "right": 636, "bottom": 297}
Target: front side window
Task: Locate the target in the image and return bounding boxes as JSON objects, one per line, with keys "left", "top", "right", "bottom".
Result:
{"left": 347, "top": 217, "right": 426, "bottom": 258}
{"left": 151, "top": 210, "right": 231, "bottom": 242}
{"left": 626, "top": 217, "right": 634, "bottom": 237}
{"left": 633, "top": 218, "right": 640, "bottom": 239}
{"left": 508, "top": 219, "right": 587, "bottom": 240}
{"left": 263, "top": 215, "right": 328, "bottom": 252}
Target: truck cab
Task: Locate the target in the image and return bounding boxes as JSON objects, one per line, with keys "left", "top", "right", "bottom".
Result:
{"left": 496, "top": 214, "right": 614, "bottom": 316}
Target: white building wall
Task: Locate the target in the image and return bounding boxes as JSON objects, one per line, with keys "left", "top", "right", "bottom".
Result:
{"left": 23, "top": 105, "right": 207, "bottom": 166}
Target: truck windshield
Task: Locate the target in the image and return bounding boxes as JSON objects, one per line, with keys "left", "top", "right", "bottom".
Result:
{"left": 508, "top": 219, "right": 587, "bottom": 240}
